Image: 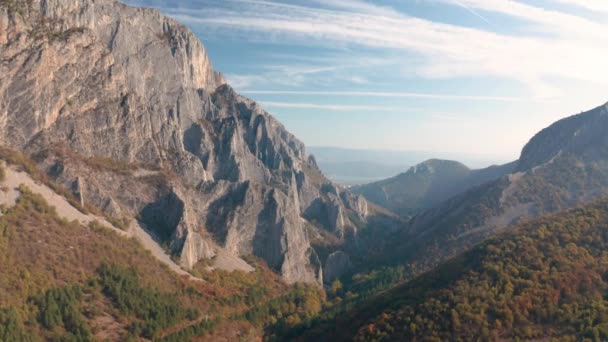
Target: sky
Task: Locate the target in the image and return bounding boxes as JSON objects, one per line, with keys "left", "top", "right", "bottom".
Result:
{"left": 124, "top": 0, "right": 608, "bottom": 164}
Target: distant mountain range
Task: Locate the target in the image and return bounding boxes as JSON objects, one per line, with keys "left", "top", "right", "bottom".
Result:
{"left": 352, "top": 159, "right": 516, "bottom": 217}
{"left": 396, "top": 103, "right": 608, "bottom": 270}
{"left": 328, "top": 102, "right": 608, "bottom": 307}
{"left": 309, "top": 146, "right": 509, "bottom": 185}
{"left": 297, "top": 104, "right": 608, "bottom": 341}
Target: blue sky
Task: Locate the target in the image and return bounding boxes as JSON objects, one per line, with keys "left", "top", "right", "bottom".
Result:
{"left": 124, "top": 0, "right": 608, "bottom": 164}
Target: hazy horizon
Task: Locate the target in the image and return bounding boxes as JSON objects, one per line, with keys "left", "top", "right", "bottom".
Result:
{"left": 308, "top": 145, "right": 513, "bottom": 184}
{"left": 308, "top": 145, "right": 513, "bottom": 167}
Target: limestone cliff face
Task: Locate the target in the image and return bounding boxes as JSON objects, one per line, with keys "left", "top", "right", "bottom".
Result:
{"left": 0, "top": 0, "right": 365, "bottom": 284}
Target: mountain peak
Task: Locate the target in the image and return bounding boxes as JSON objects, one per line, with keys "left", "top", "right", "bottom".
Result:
{"left": 354, "top": 158, "right": 510, "bottom": 218}
{"left": 517, "top": 103, "right": 608, "bottom": 171}
{"left": 408, "top": 159, "right": 470, "bottom": 176}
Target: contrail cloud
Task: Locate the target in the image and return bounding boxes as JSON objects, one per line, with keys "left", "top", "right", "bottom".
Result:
{"left": 450, "top": 0, "right": 492, "bottom": 25}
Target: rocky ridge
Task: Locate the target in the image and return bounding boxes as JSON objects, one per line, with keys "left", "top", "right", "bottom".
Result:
{"left": 0, "top": 0, "right": 369, "bottom": 284}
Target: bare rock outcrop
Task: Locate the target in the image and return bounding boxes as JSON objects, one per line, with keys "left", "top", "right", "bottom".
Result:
{"left": 0, "top": 0, "right": 367, "bottom": 284}
{"left": 324, "top": 251, "right": 352, "bottom": 284}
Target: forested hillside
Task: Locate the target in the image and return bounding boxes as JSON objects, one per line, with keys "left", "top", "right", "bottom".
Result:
{"left": 328, "top": 198, "right": 608, "bottom": 341}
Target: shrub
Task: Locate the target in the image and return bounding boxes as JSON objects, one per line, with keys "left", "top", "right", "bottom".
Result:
{"left": 158, "top": 319, "right": 218, "bottom": 342}
{"left": 0, "top": 307, "right": 37, "bottom": 342}
{"left": 34, "top": 286, "right": 92, "bottom": 341}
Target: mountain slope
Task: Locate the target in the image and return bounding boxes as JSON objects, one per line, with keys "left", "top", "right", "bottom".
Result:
{"left": 0, "top": 0, "right": 373, "bottom": 284}
{"left": 517, "top": 106, "right": 608, "bottom": 171}
{"left": 0, "top": 152, "right": 209, "bottom": 279}
{"left": 345, "top": 198, "right": 608, "bottom": 341}
{"left": 0, "top": 155, "right": 327, "bottom": 341}
{"left": 353, "top": 159, "right": 515, "bottom": 217}
{"left": 372, "top": 103, "right": 608, "bottom": 278}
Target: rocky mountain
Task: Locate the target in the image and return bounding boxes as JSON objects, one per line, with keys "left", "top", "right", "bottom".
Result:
{"left": 0, "top": 0, "right": 372, "bottom": 285}
{"left": 383, "top": 103, "right": 608, "bottom": 275}
{"left": 353, "top": 159, "right": 515, "bottom": 217}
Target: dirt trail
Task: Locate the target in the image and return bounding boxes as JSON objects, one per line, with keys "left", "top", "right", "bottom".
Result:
{"left": 0, "top": 165, "right": 202, "bottom": 282}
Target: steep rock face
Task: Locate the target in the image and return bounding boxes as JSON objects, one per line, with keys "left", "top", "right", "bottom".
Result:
{"left": 0, "top": 0, "right": 366, "bottom": 284}
{"left": 324, "top": 251, "right": 352, "bottom": 284}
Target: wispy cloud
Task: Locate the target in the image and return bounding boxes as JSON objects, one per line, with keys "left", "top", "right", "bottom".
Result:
{"left": 225, "top": 54, "right": 395, "bottom": 89}
{"left": 261, "top": 101, "right": 399, "bottom": 111}
{"left": 437, "top": 0, "right": 608, "bottom": 38}
{"left": 553, "top": 0, "right": 608, "bottom": 12}
{"left": 308, "top": 0, "right": 400, "bottom": 17}
{"left": 125, "top": 0, "right": 608, "bottom": 100}
{"left": 244, "top": 90, "right": 535, "bottom": 102}
{"left": 449, "top": 0, "right": 492, "bottom": 25}
{"left": 156, "top": 0, "right": 608, "bottom": 98}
